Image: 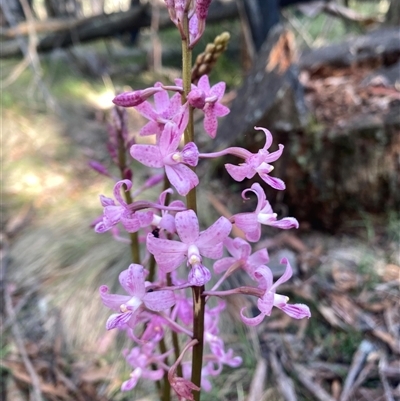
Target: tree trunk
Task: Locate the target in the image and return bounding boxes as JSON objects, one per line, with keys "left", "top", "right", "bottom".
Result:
{"left": 386, "top": 0, "right": 400, "bottom": 26}
{"left": 215, "top": 27, "right": 400, "bottom": 230}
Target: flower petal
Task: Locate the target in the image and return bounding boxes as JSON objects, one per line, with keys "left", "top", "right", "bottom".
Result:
{"left": 147, "top": 234, "right": 187, "bottom": 272}
{"left": 233, "top": 212, "right": 260, "bottom": 242}
{"left": 106, "top": 311, "right": 132, "bottom": 330}
{"left": 209, "top": 81, "right": 226, "bottom": 99}
{"left": 197, "top": 216, "right": 232, "bottom": 258}
{"left": 143, "top": 368, "right": 165, "bottom": 381}
{"left": 248, "top": 248, "right": 270, "bottom": 269}
{"left": 99, "top": 285, "right": 130, "bottom": 311}
{"left": 143, "top": 290, "right": 176, "bottom": 311}
{"left": 197, "top": 74, "right": 211, "bottom": 93}
{"left": 153, "top": 83, "right": 170, "bottom": 112}
{"left": 165, "top": 164, "right": 199, "bottom": 196}
{"left": 175, "top": 210, "right": 199, "bottom": 244}
{"left": 113, "top": 180, "right": 132, "bottom": 206}
{"left": 203, "top": 105, "right": 218, "bottom": 138}
{"left": 269, "top": 217, "right": 299, "bottom": 230}
{"left": 271, "top": 258, "right": 293, "bottom": 291}
{"left": 188, "top": 264, "right": 211, "bottom": 286}
{"left": 279, "top": 303, "right": 311, "bottom": 319}
{"left": 119, "top": 264, "right": 146, "bottom": 298}
{"left": 240, "top": 307, "right": 265, "bottom": 326}
{"left": 255, "top": 126, "right": 273, "bottom": 150}
{"left": 130, "top": 144, "right": 164, "bottom": 168}
{"left": 213, "top": 102, "right": 230, "bottom": 117}
{"left": 159, "top": 122, "right": 181, "bottom": 155}
{"left": 257, "top": 291, "right": 274, "bottom": 316}
{"left": 259, "top": 173, "right": 286, "bottom": 191}
{"left": 140, "top": 120, "right": 162, "bottom": 136}
{"left": 254, "top": 265, "right": 274, "bottom": 290}
{"left": 213, "top": 256, "right": 236, "bottom": 274}
{"left": 225, "top": 163, "right": 254, "bottom": 182}
{"left": 135, "top": 101, "right": 158, "bottom": 120}
{"left": 121, "top": 368, "right": 142, "bottom": 391}
{"left": 264, "top": 144, "right": 284, "bottom": 163}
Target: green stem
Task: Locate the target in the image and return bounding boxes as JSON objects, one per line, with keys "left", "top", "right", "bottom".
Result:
{"left": 159, "top": 338, "right": 171, "bottom": 401}
{"left": 181, "top": 11, "right": 196, "bottom": 213}
{"left": 167, "top": 273, "right": 183, "bottom": 378}
{"left": 181, "top": 12, "right": 204, "bottom": 401}
{"left": 190, "top": 285, "right": 205, "bottom": 401}
{"left": 116, "top": 113, "right": 141, "bottom": 264}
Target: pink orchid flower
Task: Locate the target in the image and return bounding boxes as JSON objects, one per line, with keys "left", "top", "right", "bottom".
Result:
{"left": 99, "top": 264, "right": 176, "bottom": 330}
{"left": 225, "top": 126, "right": 285, "bottom": 190}
{"left": 130, "top": 122, "right": 199, "bottom": 196}
{"left": 240, "top": 258, "right": 311, "bottom": 326}
{"left": 94, "top": 180, "right": 153, "bottom": 233}
{"left": 187, "top": 74, "right": 230, "bottom": 138}
{"left": 198, "top": 127, "right": 285, "bottom": 190}
{"left": 121, "top": 342, "right": 170, "bottom": 391}
{"left": 213, "top": 237, "right": 269, "bottom": 278}
{"left": 233, "top": 183, "right": 299, "bottom": 242}
{"left": 134, "top": 82, "right": 187, "bottom": 136}
{"left": 147, "top": 209, "right": 232, "bottom": 285}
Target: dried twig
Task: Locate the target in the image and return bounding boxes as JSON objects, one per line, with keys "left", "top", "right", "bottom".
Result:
{"left": 247, "top": 358, "right": 267, "bottom": 401}
{"left": 268, "top": 349, "right": 297, "bottom": 401}
{"left": 339, "top": 340, "right": 375, "bottom": 401}
{"left": 3, "top": 245, "right": 43, "bottom": 401}
{"left": 292, "top": 363, "right": 336, "bottom": 401}
{"left": 378, "top": 353, "right": 395, "bottom": 401}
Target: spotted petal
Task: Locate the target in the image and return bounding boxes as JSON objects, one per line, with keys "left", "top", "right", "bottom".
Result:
{"left": 143, "top": 290, "right": 176, "bottom": 311}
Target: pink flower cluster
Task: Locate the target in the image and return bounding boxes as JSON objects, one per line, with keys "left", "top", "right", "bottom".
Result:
{"left": 90, "top": 0, "right": 311, "bottom": 399}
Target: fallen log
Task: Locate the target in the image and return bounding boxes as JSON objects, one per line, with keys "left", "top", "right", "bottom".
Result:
{"left": 0, "top": 0, "right": 239, "bottom": 59}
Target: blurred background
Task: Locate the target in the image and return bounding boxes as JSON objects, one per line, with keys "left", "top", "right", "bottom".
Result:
{"left": 1, "top": 0, "right": 399, "bottom": 400}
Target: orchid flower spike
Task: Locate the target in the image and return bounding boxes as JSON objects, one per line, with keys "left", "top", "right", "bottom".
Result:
{"left": 100, "top": 264, "right": 176, "bottom": 330}
{"left": 233, "top": 183, "right": 299, "bottom": 242}
{"left": 240, "top": 258, "right": 311, "bottom": 326}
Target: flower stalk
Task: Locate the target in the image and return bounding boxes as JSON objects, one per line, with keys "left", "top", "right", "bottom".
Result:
{"left": 94, "top": 2, "right": 311, "bottom": 400}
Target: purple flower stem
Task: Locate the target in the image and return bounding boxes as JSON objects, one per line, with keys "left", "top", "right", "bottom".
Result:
{"left": 210, "top": 261, "right": 242, "bottom": 293}
{"left": 159, "top": 313, "right": 194, "bottom": 337}
{"left": 198, "top": 147, "right": 252, "bottom": 160}
{"left": 203, "top": 286, "right": 264, "bottom": 298}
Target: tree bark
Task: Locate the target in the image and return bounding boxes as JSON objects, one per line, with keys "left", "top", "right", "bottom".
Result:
{"left": 386, "top": 0, "right": 400, "bottom": 26}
